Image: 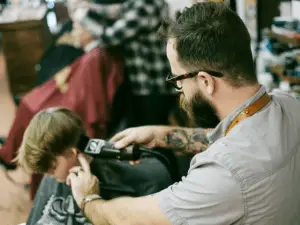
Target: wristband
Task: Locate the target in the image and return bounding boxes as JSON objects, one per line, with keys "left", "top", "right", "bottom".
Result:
{"left": 81, "top": 194, "right": 103, "bottom": 216}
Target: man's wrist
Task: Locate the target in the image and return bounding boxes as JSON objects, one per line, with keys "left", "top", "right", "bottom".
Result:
{"left": 81, "top": 194, "right": 103, "bottom": 215}
{"left": 85, "top": 197, "right": 108, "bottom": 224}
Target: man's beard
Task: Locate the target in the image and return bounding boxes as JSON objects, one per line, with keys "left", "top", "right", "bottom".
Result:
{"left": 180, "top": 92, "right": 220, "bottom": 129}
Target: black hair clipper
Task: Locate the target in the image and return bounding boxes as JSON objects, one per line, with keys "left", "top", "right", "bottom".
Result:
{"left": 76, "top": 135, "right": 141, "bottom": 161}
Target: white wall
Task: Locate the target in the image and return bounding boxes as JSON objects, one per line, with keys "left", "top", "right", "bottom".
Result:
{"left": 292, "top": 0, "right": 300, "bottom": 20}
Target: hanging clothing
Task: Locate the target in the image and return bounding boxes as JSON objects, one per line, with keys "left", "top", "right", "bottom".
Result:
{"left": 0, "top": 46, "right": 124, "bottom": 198}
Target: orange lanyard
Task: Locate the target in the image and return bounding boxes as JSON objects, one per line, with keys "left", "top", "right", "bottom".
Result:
{"left": 225, "top": 93, "right": 271, "bottom": 136}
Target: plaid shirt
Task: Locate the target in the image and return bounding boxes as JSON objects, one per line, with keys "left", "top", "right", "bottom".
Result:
{"left": 81, "top": 0, "right": 176, "bottom": 95}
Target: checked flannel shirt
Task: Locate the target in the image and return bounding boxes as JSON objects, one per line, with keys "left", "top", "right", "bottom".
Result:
{"left": 81, "top": 0, "right": 176, "bottom": 95}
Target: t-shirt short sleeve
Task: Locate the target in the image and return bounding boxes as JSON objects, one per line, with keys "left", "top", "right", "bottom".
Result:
{"left": 155, "top": 162, "right": 244, "bottom": 225}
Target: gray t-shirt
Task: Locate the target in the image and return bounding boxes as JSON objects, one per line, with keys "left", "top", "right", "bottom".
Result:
{"left": 156, "top": 86, "right": 300, "bottom": 225}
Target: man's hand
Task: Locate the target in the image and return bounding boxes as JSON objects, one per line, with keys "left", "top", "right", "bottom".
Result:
{"left": 80, "top": 28, "right": 95, "bottom": 48}
{"left": 67, "top": 0, "right": 90, "bottom": 22}
{"left": 111, "top": 126, "right": 210, "bottom": 155}
{"left": 110, "top": 126, "right": 172, "bottom": 149}
{"left": 72, "top": 7, "right": 89, "bottom": 23}
{"left": 66, "top": 154, "right": 99, "bottom": 207}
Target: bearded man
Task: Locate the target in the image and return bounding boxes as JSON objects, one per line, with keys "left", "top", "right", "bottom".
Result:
{"left": 62, "top": 2, "right": 300, "bottom": 225}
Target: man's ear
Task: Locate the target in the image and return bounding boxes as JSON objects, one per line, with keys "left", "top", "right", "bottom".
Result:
{"left": 196, "top": 72, "right": 215, "bottom": 95}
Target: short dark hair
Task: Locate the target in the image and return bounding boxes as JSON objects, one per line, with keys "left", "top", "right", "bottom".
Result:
{"left": 159, "top": 2, "right": 257, "bottom": 87}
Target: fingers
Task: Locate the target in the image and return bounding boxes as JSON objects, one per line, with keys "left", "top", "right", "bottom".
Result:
{"left": 145, "top": 140, "right": 157, "bottom": 149}
{"left": 110, "top": 129, "right": 131, "bottom": 142}
{"left": 77, "top": 170, "right": 85, "bottom": 178}
{"left": 66, "top": 173, "right": 77, "bottom": 186}
{"left": 77, "top": 154, "right": 90, "bottom": 173}
{"left": 69, "top": 166, "right": 84, "bottom": 174}
{"left": 114, "top": 135, "right": 135, "bottom": 149}
{"left": 129, "top": 160, "right": 140, "bottom": 166}
{"left": 110, "top": 129, "right": 136, "bottom": 149}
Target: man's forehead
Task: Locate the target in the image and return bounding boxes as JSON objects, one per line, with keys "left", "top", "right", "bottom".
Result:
{"left": 167, "top": 38, "right": 176, "bottom": 48}
{"left": 166, "top": 38, "right": 178, "bottom": 57}
{"left": 166, "top": 38, "right": 188, "bottom": 75}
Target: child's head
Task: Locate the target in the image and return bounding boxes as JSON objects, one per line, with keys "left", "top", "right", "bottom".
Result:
{"left": 16, "top": 107, "right": 85, "bottom": 182}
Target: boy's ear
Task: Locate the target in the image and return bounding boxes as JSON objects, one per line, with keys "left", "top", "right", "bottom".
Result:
{"left": 70, "top": 147, "right": 79, "bottom": 157}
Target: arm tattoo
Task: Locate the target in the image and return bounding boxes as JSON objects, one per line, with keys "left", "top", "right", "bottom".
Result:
{"left": 164, "top": 129, "right": 209, "bottom": 155}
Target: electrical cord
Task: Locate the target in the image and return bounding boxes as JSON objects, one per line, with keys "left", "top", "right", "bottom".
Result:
{"left": 137, "top": 147, "right": 178, "bottom": 182}
{"left": 138, "top": 147, "right": 171, "bottom": 170}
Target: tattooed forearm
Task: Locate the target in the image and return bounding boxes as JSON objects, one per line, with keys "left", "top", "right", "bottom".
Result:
{"left": 165, "top": 129, "right": 188, "bottom": 149}
{"left": 164, "top": 128, "right": 209, "bottom": 155}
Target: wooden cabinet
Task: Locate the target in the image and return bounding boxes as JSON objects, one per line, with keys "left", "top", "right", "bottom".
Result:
{"left": 0, "top": 16, "right": 52, "bottom": 97}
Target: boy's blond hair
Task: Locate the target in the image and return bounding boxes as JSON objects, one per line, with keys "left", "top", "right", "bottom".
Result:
{"left": 15, "top": 107, "right": 85, "bottom": 174}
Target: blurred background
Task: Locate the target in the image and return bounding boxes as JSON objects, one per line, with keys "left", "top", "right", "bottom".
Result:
{"left": 0, "top": 0, "right": 299, "bottom": 224}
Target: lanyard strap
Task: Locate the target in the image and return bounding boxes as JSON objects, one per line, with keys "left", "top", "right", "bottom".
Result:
{"left": 225, "top": 93, "right": 271, "bottom": 136}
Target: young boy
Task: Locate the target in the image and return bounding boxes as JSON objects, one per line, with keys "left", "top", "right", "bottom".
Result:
{"left": 16, "top": 107, "right": 172, "bottom": 225}
{"left": 16, "top": 107, "right": 87, "bottom": 183}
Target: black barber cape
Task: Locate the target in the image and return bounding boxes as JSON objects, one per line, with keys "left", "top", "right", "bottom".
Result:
{"left": 26, "top": 157, "right": 172, "bottom": 225}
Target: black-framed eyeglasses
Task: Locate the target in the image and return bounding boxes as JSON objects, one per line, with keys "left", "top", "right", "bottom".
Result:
{"left": 166, "top": 70, "right": 224, "bottom": 90}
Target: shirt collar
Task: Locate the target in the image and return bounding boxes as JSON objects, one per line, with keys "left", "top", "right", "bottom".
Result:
{"left": 207, "top": 86, "right": 267, "bottom": 143}
{"left": 84, "top": 40, "right": 100, "bottom": 53}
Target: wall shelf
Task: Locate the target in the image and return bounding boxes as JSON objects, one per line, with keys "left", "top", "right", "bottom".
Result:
{"left": 265, "top": 30, "right": 300, "bottom": 47}
{"left": 270, "top": 65, "right": 300, "bottom": 84}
